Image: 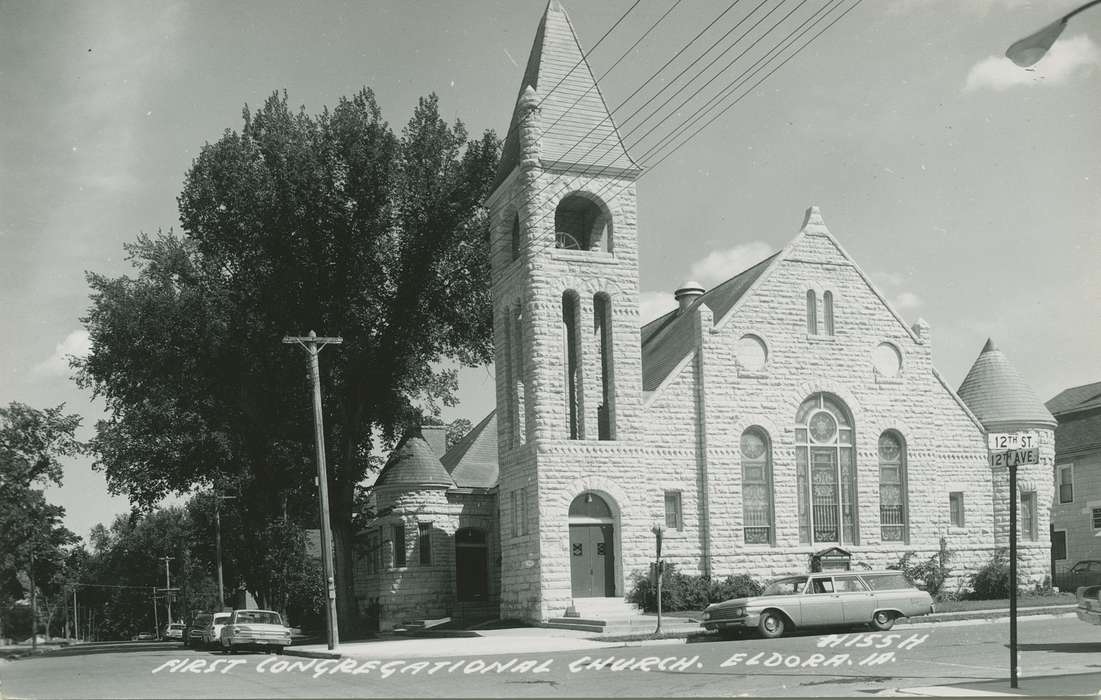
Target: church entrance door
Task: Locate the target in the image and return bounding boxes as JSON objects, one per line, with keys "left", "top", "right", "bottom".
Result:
{"left": 569, "top": 524, "right": 615, "bottom": 597}
{"left": 455, "top": 528, "right": 489, "bottom": 602}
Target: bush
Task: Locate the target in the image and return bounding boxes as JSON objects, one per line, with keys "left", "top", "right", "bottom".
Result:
{"left": 626, "top": 565, "right": 762, "bottom": 612}
{"left": 969, "top": 548, "right": 1013, "bottom": 599}
{"left": 890, "top": 538, "right": 954, "bottom": 599}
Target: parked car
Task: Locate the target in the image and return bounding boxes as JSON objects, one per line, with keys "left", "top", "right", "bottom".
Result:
{"left": 218, "top": 609, "right": 292, "bottom": 653}
{"left": 162, "top": 622, "right": 185, "bottom": 641}
{"left": 1076, "top": 584, "right": 1101, "bottom": 626}
{"left": 1070, "top": 560, "right": 1101, "bottom": 584}
{"left": 202, "top": 612, "right": 232, "bottom": 649}
{"left": 184, "top": 613, "right": 211, "bottom": 648}
{"left": 700, "top": 570, "right": 934, "bottom": 639}
{"left": 131, "top": 632, "right": 155, "bottom": 641}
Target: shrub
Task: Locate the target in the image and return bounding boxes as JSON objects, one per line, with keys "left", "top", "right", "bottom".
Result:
{"left": 890, "top": 538, "right": 954, "bottom": 599}
{"left": 626, "top": 565, "right": 763, "bottom": 612}
{"left": 970, "top": 548, "right": 1014, "bottom": 599}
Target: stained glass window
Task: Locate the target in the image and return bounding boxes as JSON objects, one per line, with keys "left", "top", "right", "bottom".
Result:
{"left": 796, "top": 394, "right": 857, "bottom": 545}
{"left": 741, "top": 428, "right": 773, "bottom": 544}
{"left": 878, "top": 431, "right": 907, "bottom": 543}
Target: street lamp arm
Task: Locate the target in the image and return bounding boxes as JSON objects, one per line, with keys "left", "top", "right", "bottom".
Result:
{"left": 1005, "top": 0, "right": 1101, "bottom": 67}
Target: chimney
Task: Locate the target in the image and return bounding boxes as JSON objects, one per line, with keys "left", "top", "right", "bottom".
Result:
{"left": 674, "top": 281, "right": 705, "bottom": 312}
{"left": 421, "top": 425, "right": 448, "bottom": 457}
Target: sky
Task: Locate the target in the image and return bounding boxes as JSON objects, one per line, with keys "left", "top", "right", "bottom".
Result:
{"left": 1, "top": 0, "right": 1098, "bottom": 543}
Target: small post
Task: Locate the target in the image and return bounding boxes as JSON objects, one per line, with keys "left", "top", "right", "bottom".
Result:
{"left": 30, "top": 547, "right": 36, "bottom": 652}
{"left": 1009, "top": 459, "right": 1018, "bottom": 689}
{"left": 152, "top": 587, "right": 159, "bottom": 639}
{"left": 283, "top": 330, "right": 343, "bottom": 651}
{"left": 651, "top": 524, "right": 664, "bottom": 635}
{"left": 161, "top": 556, "right": 174, "bottom": 625}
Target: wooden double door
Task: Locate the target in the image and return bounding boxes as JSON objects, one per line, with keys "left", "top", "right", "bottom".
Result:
{"left": 569, "top": 524, "right": 616, "bottom": 597}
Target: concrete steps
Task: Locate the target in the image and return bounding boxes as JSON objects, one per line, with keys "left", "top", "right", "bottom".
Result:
{"left": 542, "top": 598, "right": 645, "bottom": 633}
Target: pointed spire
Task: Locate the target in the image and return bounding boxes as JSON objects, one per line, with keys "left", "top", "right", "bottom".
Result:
{"left": 374, "top": 430, "right": 455, "bottom": 489}
{"left": 493, "top": 0, "right": 639, "bottom": 190}
{"left": 957, "top": 339, "right": 1056, "bottom": 430}
{"left": 800, "top": 205, "right": 831, "bottom": 236}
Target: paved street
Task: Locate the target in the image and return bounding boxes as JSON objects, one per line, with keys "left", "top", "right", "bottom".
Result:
{"left": 2, "top": 617, "right": 1100, "bottom": 698}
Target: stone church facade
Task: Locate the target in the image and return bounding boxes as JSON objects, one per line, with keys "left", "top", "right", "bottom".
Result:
{"left": 354, "top": 1, "right": 1056, "bottom": 631}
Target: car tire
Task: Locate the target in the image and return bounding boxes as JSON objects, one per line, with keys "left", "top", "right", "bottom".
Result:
{"left": 758, "top": 610, "right": 787, "bottom": 639}
{"left": 871, "top": 610, "right": 896, "bottom": 631}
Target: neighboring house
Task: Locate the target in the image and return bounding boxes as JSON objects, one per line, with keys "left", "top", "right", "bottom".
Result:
{"left": 1047, "top": 381, "right": 1101, "bottom": 584}
{"left": 354, "top": 0, "right": 1056, "bottom": 629}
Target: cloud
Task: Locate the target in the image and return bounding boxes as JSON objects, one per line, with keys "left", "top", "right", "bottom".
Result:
{"left": 639, "top": 291, "right": 677, "bottom": 325}
{"left": 33, "top": 329, "right": 91, "bottom": 377}
{"left": 872, "top": 271, "right": 924, "bottom": 312}
{"left": 964, "top": 35, "right": 1101, "bottom": 92}
{"left": 888, "top": 0, "right": 1030, "bottom": 15}
{"left": 686, "top": 241, "right": 774, "bottom": 288}
{"left": 894, "top": 291, "right": 923, "bottom": 310}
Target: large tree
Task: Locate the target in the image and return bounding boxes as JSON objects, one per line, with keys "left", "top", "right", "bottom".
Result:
{"left": 76, "top": 90, "right": 499, "bottom": 633}
{"left": 0, "top": 402, "right": 83, "bottom": 640}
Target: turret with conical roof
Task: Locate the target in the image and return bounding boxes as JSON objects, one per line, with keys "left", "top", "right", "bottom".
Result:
{"left": 957, "top": 339, "right": 1056, "bottom": 431}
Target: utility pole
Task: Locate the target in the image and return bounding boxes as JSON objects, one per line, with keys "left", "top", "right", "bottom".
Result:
{"left": 283, "top": 330, "right": 342, "bottom": 651}
{"left": 72, "top": 588, "right": 78, "bottom": 641}
{"left": 30, "top": 546, "right": 37, "bottom": 652}
{"left": 161, "top": 556, "right": 175, "bottom": 624}
{"left": 152, "top": 587, "right": 158, "bottom": 639}
{"left": 213, "top": 491, "right": 236, "bottom": 609}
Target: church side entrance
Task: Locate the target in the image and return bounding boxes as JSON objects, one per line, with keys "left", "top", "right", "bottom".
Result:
{"left": 568, "top": 492, "right": 617, "bottom": 598}
{"left": 455, "top": 527, "right": 489, "bottom": 602}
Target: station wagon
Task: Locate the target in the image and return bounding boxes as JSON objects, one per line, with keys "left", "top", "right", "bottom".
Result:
{"left": 701, "top": 570, "right": 934, "bottom": 638}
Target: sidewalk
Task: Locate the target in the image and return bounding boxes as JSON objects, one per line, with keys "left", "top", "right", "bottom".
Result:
{"left": 283, "top": 605, "right": 1078, "bottom": 662}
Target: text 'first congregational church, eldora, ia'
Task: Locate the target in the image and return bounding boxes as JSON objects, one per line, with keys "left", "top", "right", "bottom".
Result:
{"left": 353, "top": 0, "right": 1057, "bottom": 632}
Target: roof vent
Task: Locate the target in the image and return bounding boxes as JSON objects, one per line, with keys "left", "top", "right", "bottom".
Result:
{"left": 674, "top": 281, "right": 705, "bottom": 311}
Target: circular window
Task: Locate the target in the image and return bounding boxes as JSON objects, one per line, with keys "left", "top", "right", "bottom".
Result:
{"left": 809, "top": 410, "right": 838, "bottom": 443}
{"left": 878, "top": 433, "right": 901, "bottom": 461}
{"left": 741, "top": 430, "right": 767, "bottom": 459}
{"left": 873, "top": 342, "right": 902, "bottom": 378}
{"left": 736, "top": 334, "right": 767, "bottom": 371}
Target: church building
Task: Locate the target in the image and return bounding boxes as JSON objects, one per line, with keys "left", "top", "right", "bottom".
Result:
{"left": 354, "top": 0, "right": 1056, "bottom": 631}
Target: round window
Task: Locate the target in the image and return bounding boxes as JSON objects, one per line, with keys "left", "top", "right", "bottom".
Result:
{"left": 741, "top": 430, "right": 767, "bottom": 459}
{"left": 873, "top": 342, "right": 902, "bottom": 378}
{"left": 809, "top": 410, "right": 838, "bottom": 443}
{"left": 736, "top": 334, "right": 767, "bottom": 371}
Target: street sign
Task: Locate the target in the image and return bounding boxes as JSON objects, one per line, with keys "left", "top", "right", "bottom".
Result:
{"left": 988, "top": 432, "right": 1037, "bottom": 451}
{"left": 989, "top": 447, "right": 1039, "bottom": 468}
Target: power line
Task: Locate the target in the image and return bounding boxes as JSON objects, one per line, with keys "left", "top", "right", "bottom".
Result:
{"left": 500, "top": 0, "right": 860, "bottom": 268}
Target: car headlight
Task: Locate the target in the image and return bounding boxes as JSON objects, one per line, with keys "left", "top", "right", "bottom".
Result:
{"left": 731, "top": 607, "right": 746, "bottom": 617}
{"left": 702, "top": 611, "right": 711, "bottom": 621}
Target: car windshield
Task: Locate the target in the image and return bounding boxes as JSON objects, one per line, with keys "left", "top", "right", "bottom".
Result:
{"left": 169, "top": 624, "right": 184, "bottom": 630}
{"left": 862, "top": 572, "right": 913, "bottom": 590}
{"left": 212, "top": 613, "right": 230, "bottom": 624}
{"left": 761, "top": 576, "right": 808, "bottom": 595}
{"left": 235, "top": 611, "right": 282, "bottom": 625}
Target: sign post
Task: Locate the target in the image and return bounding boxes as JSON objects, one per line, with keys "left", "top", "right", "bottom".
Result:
{"left": 988, "top": 433, "right": 1037, "bottom": 690}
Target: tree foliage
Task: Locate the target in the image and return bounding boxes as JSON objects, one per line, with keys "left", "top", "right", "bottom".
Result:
{"left": 75, "top": 89, "right": 499, "bottom": 632}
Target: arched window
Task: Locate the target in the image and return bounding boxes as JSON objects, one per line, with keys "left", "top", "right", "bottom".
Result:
{"left": 562, "top": 291, "right": 582, "bottom": 439}
{"left": 510, "top": 214, "right": 521, "bottom": 261}
{"left": 823, "top": 291, "right": 835, "bottom": 335}
{"left": 741, "top": 427, "right": 774, "bottom": 544}
{"left": 594, "top": 292, "right": 614, "bottom": 440}
{"left": 555, "top": 193, "right": 612, "bottom": 252}
{"left": 806, "top": 290, "right": 818, "bottom": 335}
{"left": 796, "top": 393, "right": 857, "bottom": 545}
{"left": 878, "top": 431, "right": 907, "bottom": 542}
{"left": 510, "top": 303, "right": 526, "bottom": 445}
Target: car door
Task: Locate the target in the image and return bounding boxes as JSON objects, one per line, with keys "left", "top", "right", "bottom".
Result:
{"left": 800, "top": 576, "right": 841, "bottom": 626}
{"left": 834, "top": 574, "right": 875, "bottom": 623}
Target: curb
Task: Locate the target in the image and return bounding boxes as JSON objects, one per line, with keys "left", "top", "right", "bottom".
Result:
{"left": 282, "top": 647, "right": 342, "bottom": 660}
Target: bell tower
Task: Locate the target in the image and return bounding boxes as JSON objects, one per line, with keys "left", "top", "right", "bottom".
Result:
{"left": 485, "top": 0, "right": 645, "bottom": 621}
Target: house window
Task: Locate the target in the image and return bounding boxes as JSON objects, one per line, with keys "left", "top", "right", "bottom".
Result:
{"left": 418, "top": 523, "right": 432, "bottom": 565}
{"left": 823, "top": 291, "right": 835, "bottom": 335}
{"left": 878, "top": 431, "right": 907, "bottom": 543}
{"left": 796, "top": 393, "right": 857, "bottom": 545}
{"left": 949, "top": 492, "right": 965, "bottom": 527}
{"left": 1020, "top": 491, "right": 1038, "bottom": 541}
{"left": 1092, "top": 507, "right": 1101, "bottom": 530}
{"left": 1057, "top": 464, "right": 1074, "bottom": 504}
{"left": 806, "top": 290, "right": 818, "bottom": 335}
{"left": 741, "top": 427, "right": 773, "bottom": 544}
{"left": 520, "top": 488, "right": 529, "bottom": 536}
{"left": 393, "top": 524, "right": 406, "bottom": 568}
{"left": 664, "top": 491, "right": 682, "bottom": 531}
{"left": 365, "top": 530, "right": 381, "bottom": 575}
{"left": 1052, "top": 530, "right": 1067, "bottom": 561}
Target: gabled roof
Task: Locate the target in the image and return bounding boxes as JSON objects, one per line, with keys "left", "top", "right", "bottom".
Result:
{"left": 1052, "top": 409, "right": 1101, "bottom": 457}
{"left": 957, "top": 339, "right": 1056, "bottom": 430}
{"left": 373, "top": 432, "right": 455, "bottom": 489}
{"left": 640, "top": 253, "right": 778, "bottom": 393}
{"left": 440, "top": 411, "right": 499, "bottom": 489}
{"left": 492, "top": 0, "right": 638, "bottom": 191}
{"left": 1047, "top": 381, "right": 1101, "bottom": 416}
